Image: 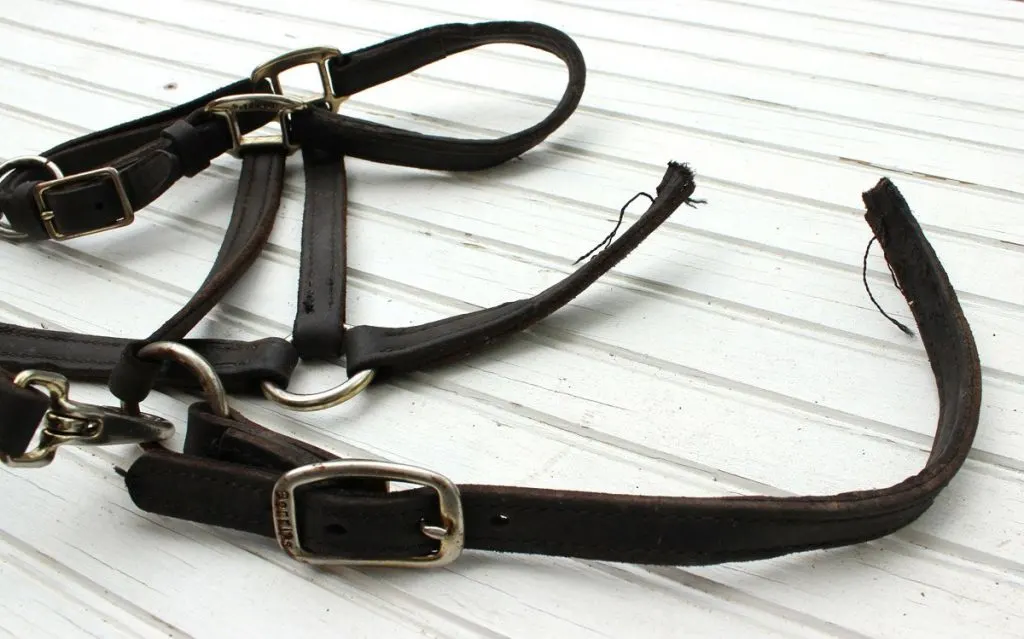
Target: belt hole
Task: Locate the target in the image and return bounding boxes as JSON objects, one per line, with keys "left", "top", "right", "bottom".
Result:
{"left": 490, "top": 514, "right": 510, "bottom": 527}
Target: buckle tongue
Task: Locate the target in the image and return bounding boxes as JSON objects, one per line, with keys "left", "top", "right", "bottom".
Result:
{"left": 1, "top": 370, "right": 174, "bottom": 468}
{"left": 272, "top": 460, "right": 465, "bottom": 568}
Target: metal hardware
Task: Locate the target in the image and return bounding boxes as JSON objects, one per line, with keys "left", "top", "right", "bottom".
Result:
{"left": 0, "top": 370, "right": 175, "bottom": 468}
{"left": 123, "top": 341, "right": 231, "bottom": 418}
{"left": 34, "top": 167, "right": 134, "bottom": 241}
{"left": 251, "top": 46, "right": 346, "bottom": 112}
{"left": 272, "top": 460, "right": 465, "bottom": 568}
{"left": 204, "top": 93, "right": 308, "bottom": 157}
{"left": 260, "top": 368, "right": 375, "bottom": 411}
{"left": 0, "top": 156, "right": 65, "bottom": 241}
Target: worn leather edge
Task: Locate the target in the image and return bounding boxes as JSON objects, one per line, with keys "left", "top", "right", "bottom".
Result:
{"left": 343, "top": 162, "right": 696, "bottom": 376}
{"left": 124, "top": 178, "right": 981, "bottom": 566}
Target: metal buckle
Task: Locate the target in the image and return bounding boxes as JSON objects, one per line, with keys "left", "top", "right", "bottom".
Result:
{"left": 272, "top": 460, "right": 465, "bottom": 568}
{"left": 204, "top": 93, "right": 308, "bottom": 158}
{"left": 1, "top": 370, "right": 174, "bottom": 468}
{"left": 251, "top": 46, "right": 346, "bottom": 112}
{"left": 34, "top": 166, "right": 134, "bottom": 241}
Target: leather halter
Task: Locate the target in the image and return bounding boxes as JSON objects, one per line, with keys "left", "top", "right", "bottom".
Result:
{"left": 0, "top": 21, "right": 981, "bottom": 569}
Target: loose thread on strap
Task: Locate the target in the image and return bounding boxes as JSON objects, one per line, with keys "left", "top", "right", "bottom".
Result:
{"left": 862, "top": 236, "right": 914, "bottom": 336}
{"left": 574, "top": 192, "right": 655, "bottom": 265}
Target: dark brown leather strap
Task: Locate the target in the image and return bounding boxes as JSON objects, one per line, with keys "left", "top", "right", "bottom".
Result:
{"left": 291, "top": 21, "right": 585, "bottom": 171}
{"left": 108, "top": 150, "right": 287, "bottom": 404}
{"left": 0, "top": 79, "right": 271, "bottom": 241}
{"left": 0, "top": 327, "right": 296, "bottom": 394}
{"left": 125, "top": 177, "right": 980, "bottom": 566}
{"left": 291, "top": 147, "right": 347, "bottom": 361}
{"left": 344, "top": 163, "right": 695, "bottom": 376}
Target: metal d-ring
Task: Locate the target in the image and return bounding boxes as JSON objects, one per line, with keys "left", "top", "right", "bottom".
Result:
{"left": 260, "top": 368, "right": 376, "bottom": 412}
{"left": 0, "top": 155, "right": 64, "bottom": 240}
{"left": 122, "top": 341, "right": 231, "bottom": 418}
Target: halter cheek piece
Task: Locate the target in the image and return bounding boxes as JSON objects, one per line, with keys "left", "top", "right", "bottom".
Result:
{"left": 0, "top": 22, "right": 981, "bottom": 569}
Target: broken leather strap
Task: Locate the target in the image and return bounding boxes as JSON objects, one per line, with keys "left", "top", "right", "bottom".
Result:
{"left": 126, "top": 176, "right": 980, "bottom": 566}
{"left": 344, "top": 162, "right": 696, "bottom": 377}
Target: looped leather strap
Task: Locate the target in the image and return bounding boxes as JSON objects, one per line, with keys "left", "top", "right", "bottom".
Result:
{"left": 291, "top": 21, "right": 586, "bottom": 170}
{"left": 344, "top": 162, "right": 695, "bottom": 377}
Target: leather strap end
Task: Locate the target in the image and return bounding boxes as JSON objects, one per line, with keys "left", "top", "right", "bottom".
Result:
{"left": 108, "top": 342, "right": 162, "bottom": 405}
{"left": 2, "top": 181, "right": 48, "bottom": 239}
{"left": 0, "top": 370, "right": 49, "bottom": 458}
{"left": 161, "top": 120, "right": 213, "bottom": 177}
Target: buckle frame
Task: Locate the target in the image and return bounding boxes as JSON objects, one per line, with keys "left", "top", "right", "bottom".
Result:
{"left": 272, "top": 460, "right": 465, "bottom": 568}
{"left": 33, "top": 167, "right": 134, "bottom": 241}
{"left": 251, "top": 46, "right": 346, "bottom": 112}
{"left": 1, "top": 370, "right": 174, "bottom": 468}
{"left": 204, "top": 93, "right": 308, "bottom": 158}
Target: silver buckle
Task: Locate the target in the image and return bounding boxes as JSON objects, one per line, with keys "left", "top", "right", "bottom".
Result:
{"left": 272, "top": 460, "right": 465, "bottom": 568}
{"left": 204, "top": 93, "right": 308, "bottom": 158}
{"left": 251, "top": 46, "right": 346, "bottom": 112}
{"left": 33, "top": 166, "right": 134, "bottom": 241}
{"left": 1, "top": 370, "right": 174, "bottom": 468}
{"left": 0, "top": 156, "right": 132, "bottom": 242}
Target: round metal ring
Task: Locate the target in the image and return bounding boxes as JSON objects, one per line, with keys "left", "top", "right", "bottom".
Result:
{"left": 0, "top": 155, "right": 64, "bottom": 240}
{"left": 125, "top": 341, "right": 231, "bottom": 418}
{"left": 260, "top": 368, "right": 376, "bottom": 412}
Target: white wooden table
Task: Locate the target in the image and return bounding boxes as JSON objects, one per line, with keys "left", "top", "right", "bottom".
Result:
{"left": 1, "top": 1, "right": 1022, "bottom": 637}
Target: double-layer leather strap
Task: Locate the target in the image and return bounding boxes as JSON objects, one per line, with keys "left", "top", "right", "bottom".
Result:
{"left": 291, "top": 147, "right": 348, "bottom": 361}
{"left": 0, "top": 79, "right": 271, "bottom": 240}
{"left": 125, "top": 177, "right": 980, "bottom": 566}
{"left": 344, "top": 163, "right": 694, "bottom": 376}
{"left": 108, "top": 150, "right": 288, "bottom": 405}
{"left": 291, "top": 21, "right": 586, "bottom": 171}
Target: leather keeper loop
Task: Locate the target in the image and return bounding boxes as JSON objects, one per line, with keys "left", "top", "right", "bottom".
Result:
{"left": 109, "top": 342, "right": 162, "bottom": 405}
{"left": 162, "top": 120, "right": 213, "bottom": 177}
